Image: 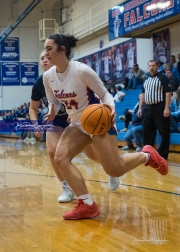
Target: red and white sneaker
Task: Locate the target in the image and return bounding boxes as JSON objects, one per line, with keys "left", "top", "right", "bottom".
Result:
{"left": 63, "top": 199, "right": 100, "bottom": 220}
{"left": 142, "top": 145, "right": 168, "bottom": 175}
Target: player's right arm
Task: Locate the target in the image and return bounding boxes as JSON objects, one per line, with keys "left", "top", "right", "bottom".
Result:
{"left": 78, "top": 63, "right": 116, "bottom": 124}
{"left": 30, "top": 77, "right": 45, "bottom": 137}
{"left": 29, "top": 100, "right": 40, "bottom": 120}
{"left": 29, "top": 100, "right": 42, "bottom": 137}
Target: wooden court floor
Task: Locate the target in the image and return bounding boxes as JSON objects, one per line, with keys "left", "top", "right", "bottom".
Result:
{"left": 0, "top": 137, "right": 180, "bottom": 252}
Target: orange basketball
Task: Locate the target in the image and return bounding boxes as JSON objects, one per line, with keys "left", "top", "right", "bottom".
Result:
{"left": 81, "top": 104, "right": 111, "bottom": 136}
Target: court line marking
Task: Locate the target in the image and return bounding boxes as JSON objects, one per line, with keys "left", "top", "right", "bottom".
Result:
{"left": 1, "top": 171, "right": 180, "bottom": 196}
{"left": 88, "top": 179, "right": 180, "bottom": 195}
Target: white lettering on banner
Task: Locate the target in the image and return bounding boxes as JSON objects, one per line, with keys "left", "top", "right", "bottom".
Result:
{"left": 124, "top": 0, "right": 149, "bottom": 12}
{"left": 124, "top": 0, "right": 174, "bottom": 12}
{"left": 163, "top": 9, "right": 174, "bottom": 16}
{"left": 123, "top": 0, "right": 174, "bottom": 27}
{"left": 124, "top": 1, "right": 175, "bottom": 32}
{"left": 2, "top": 52, "right": 18, "bottom": 58}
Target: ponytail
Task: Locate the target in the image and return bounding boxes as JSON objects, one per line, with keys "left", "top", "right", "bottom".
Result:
{"left": 48, "top": 34, "right": 78, "bottom": 59}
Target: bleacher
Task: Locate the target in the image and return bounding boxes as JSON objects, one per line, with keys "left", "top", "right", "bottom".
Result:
{"left": 116, "top": 87, "right": 180, "bottom": 152}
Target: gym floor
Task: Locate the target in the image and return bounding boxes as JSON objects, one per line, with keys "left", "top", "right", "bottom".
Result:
{"left": 0, "top": 137, "right": 180, "bottom": 252}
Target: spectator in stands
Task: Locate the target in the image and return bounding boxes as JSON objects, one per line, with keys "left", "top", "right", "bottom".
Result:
{"left": 6, "top": 112, "right": 12, "bottom": 120}
{"left": 113, "top": 86, "right": 125, "bottom": 102}
{"left": 16, "top": 105, "right": 24, "bottom": 118}
{"left": 166, "top": 68, "right": 179, "bottom": 93}
{"left": 156, "top": 114, "right": 180, "bottom": 148}
{"left": 121, "top": 106, "right": 144, "bottom": 152}
{"left": 157, "top": 61, "right": 164, "bottom": 73}
{"left": 15, "top": 107, "right": 21, "bottom": 118}
{"left": 41, "top": 103, "right": 48, "bottom": 118}
{"left": 163, "top": 63, "right": 180, "bottom": 81}
{"left": 3, "top": 111, "right": 8, "bottom": 121}
{"left": 104, "top": 78, "right": 115, "bottom": 93}
{"left": 11, "top": 110, "right": 17, "bottom": 120}
{"left": 110, "top": 87, "right": 117, "bottom": 97}
{"left": 37, "top": 108, "right": 43, "bottom": 120}
{"left": 170, "top": 89, "right": 180, "bottom": 124}
{"left": 156, "top": 89, "right": 180, "bottom": 147}
{"left": 170, "top": 55, "right": 178, "bottom": 68}
{"left": 119, "top": 94, "right": 141, "bottom": 132}
{"left": 126, "top": 64, "right": 144, "bottom": 90}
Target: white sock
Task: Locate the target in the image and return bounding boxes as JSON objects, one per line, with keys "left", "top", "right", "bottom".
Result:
{"left": 141, "top": 152, "right": 150, "bottom": 164}
{"left": 78, "top": 194, "right": 93, "bottom": 205}
{"left": 61, "top": 181, "right": 71, "bottom": 191}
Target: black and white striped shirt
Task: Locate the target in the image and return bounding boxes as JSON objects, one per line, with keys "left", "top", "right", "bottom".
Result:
{"left": 142, "top": 72, "right": 171, "bottom": 105}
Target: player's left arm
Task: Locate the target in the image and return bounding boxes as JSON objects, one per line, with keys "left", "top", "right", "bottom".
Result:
{"left": 78, "top": 64, "right": 116, "bottom": 124}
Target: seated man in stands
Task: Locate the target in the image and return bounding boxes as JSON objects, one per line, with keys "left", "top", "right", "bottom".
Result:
{"left": 104, "top": 78, "right": 115, "bottom": 93}
{"left": 163, "top": 63, "right": 180, "bottom": 81}
{"left": 170, "top": 55, "right": 178, "bottom": 68}
{"left": 121, "top": 106, "right": 144, "bottom": 152}
{"left": 110, "top": 87, "right": 116, "bottom": 97}
{"left": 126, "top": 64, "right": 144, "bottom": 90}
{"left": 166, "top": 68, "right": 179, "bottom": 93}
{"left": 119, "top": 94, "right": 140, "bottom": 132}
{"left": 113, "top": 86, "right": 126, "bottom": 102}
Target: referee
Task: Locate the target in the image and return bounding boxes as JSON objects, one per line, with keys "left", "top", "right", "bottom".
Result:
{"left": 138, "top": 60, "right": 171, "bottom": 160}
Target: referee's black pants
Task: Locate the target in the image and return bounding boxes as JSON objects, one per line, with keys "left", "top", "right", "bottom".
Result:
{"left": 142, "top": 102, "right": 170, "bottom": 159}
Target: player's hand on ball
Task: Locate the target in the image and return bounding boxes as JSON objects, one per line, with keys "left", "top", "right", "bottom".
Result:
{"left": 103, "top": 104, "right": 116, "bottom": 125}
{"left": 81, "top": 104, "right": 112, "bottom": 135}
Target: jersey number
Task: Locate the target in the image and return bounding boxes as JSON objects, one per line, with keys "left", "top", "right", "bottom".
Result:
{"left": 62, "top": 100, "right": 78, "bottom": 109}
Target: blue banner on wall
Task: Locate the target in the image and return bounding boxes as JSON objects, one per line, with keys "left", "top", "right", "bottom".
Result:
{"left": 21, "top": 62, "right": 39, "bottom": 85}
{"left": 109, "top": 0, "right": 180, "bottom": 40}
{"left": 0, "top": 37, "right": 20, "bottom": 61}
{"left": 2, "top": 62, "right": 20, "bottom": 85}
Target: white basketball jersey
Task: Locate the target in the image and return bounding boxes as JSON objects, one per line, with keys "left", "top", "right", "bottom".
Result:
{"left": 95, "top": 62, "right": 99, "bottom": 76}
{"left": 116, "top": 54, "right": 122, "bottom": 71}
{"left": 104, "top": 56, "right": 109, "bottom": 74}
{"left": 43, "top": 61, "right": 114, "bottom": 123}
{"left": 127, "top": 48, "right": 134, "bottom": 68}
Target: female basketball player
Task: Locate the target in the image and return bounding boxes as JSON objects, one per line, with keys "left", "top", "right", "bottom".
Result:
{"left": 29, "top": 51, "right": 119, "bottom": 203}
{"left": 43, "top": 34, "right": 168, "bottom": 220}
